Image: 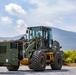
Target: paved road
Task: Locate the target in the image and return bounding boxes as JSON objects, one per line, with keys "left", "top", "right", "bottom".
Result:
{"left": 0, "top": 66, "right": 76, "bottom": 75}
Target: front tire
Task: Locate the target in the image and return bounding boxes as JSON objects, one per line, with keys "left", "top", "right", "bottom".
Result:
{"left": 31, "top": 50, "right": 46, "bottom": 71}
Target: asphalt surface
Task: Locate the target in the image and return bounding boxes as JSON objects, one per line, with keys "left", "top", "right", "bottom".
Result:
{"left": 0, "top": 66, "right": 76, "bottom": 75}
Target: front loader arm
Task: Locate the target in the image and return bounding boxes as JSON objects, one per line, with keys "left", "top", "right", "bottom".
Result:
{"left": 24, "top": 36, "right": 40, "bottom": 58}
{"left": 24, "top": 41, "right": 35, "bottom": 58}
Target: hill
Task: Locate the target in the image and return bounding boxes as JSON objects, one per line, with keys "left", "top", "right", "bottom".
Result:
{"left": 0, "top": 28, "right": 76, "bottom": 50}
{"left": 52, "top": 28, "right": 76, "bottom": 50}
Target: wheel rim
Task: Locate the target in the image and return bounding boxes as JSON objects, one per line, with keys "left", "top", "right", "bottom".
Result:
{"left": 40, "top": 56, "right": 45, "bottom": 67}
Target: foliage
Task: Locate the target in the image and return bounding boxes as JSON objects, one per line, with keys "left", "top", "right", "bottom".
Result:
{"left": 64, "top": 50, "right": 76, "bottom": 63}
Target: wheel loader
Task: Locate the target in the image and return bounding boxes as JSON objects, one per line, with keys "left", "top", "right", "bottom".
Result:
{"left": 0, "top": 26, "right": 63, "bottom": 71}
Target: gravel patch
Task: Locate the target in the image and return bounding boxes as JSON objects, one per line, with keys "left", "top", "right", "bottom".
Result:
{"left": 0, "top": 66, "right": 76, "bottom": 75}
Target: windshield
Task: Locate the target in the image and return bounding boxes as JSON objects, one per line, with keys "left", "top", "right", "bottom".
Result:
{"left": 30, "top": 30, "right": 42, "bottom": 39}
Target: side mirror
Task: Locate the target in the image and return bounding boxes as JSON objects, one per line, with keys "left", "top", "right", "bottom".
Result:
{"left": 60, "top": 46, "right": 62, "bottom": 49}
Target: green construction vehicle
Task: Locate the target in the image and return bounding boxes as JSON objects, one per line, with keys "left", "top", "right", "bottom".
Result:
{"left": 0, "top": 26, "right": 63, "bottom": 71}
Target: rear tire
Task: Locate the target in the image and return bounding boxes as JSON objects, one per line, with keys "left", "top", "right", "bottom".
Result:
{"left": 51, "top": 52, "right": 63, "bottom": 70}
{"left": 7, "top": 62, "right": 20, "bottom": 71}
{"left": 31, "top": 50, "right": 46, "bottom": 71}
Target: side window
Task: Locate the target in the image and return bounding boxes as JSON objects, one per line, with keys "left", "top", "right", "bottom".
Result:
{"left": 49, "top": 30, "right": 52, "bottom": 48}
{"left": 29, "top": 30, "right": 35, "bottom": 39}
{"left": 43, "top": 31, "right": 48, "bottom": 39}
{"left": 43, "top": 30, "right": 49, "bottom": 48}
{"left": 0, "top": 46, "right": 7, "bottom": 54}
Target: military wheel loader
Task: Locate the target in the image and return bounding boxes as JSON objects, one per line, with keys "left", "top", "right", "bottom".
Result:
{"left": 0, "top": 26, "right": 63, "bottom": 71}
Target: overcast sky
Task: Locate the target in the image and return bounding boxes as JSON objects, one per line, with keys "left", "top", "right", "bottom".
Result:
{"left": 0, "top": 0, "right": 76, "bottom": 37}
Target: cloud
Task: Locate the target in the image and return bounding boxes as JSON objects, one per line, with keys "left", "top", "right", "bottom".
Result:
{"left": 25, "top": 0, "right": 76, "bottom": 32}
{"left": 63, "top": 25, "right": 76, "bottom": 32}
{"left": 45, "top": 19, "right": 76, "bottom": 33}
{"left": 1, "top": 0, "right": 76, "bottom": 37}
{"left": 1, "top": 16, "right": 12, "bottom": 25}
{"left": 5, "top": 3, "right": 26, "bottom": 16}
{"left": 16, "top": 19, "right": 28, "bottom": 34}
{"left": 44, "top": 21, "right": 54, "bottom": 27}
{"left": 29, "top": 0, "right": 76, "bottom": 14}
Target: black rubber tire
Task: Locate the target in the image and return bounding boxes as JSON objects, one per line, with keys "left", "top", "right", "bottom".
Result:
{"left": 51, "top": 52, "right": 63, "bottom": 70}
{"left": 31, "top": 50, "right": 46, "bottom": 71}
{"left": 7, "top": 62, "right": 20, "bottom": 71}
{"left": 28, "top": 64, "right": 33, "bottom": 69}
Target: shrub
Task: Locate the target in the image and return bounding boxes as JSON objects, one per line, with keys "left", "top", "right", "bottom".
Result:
{"left": 65, "top": 57, "right": 73, "bottom": 63}
{"left": 64, "top": 50, "right": 76, "bottom": 63}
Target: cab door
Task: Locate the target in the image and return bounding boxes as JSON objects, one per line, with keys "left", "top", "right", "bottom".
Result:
{"left": 43, "top": 29, "right": 52, "bottom": 48}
